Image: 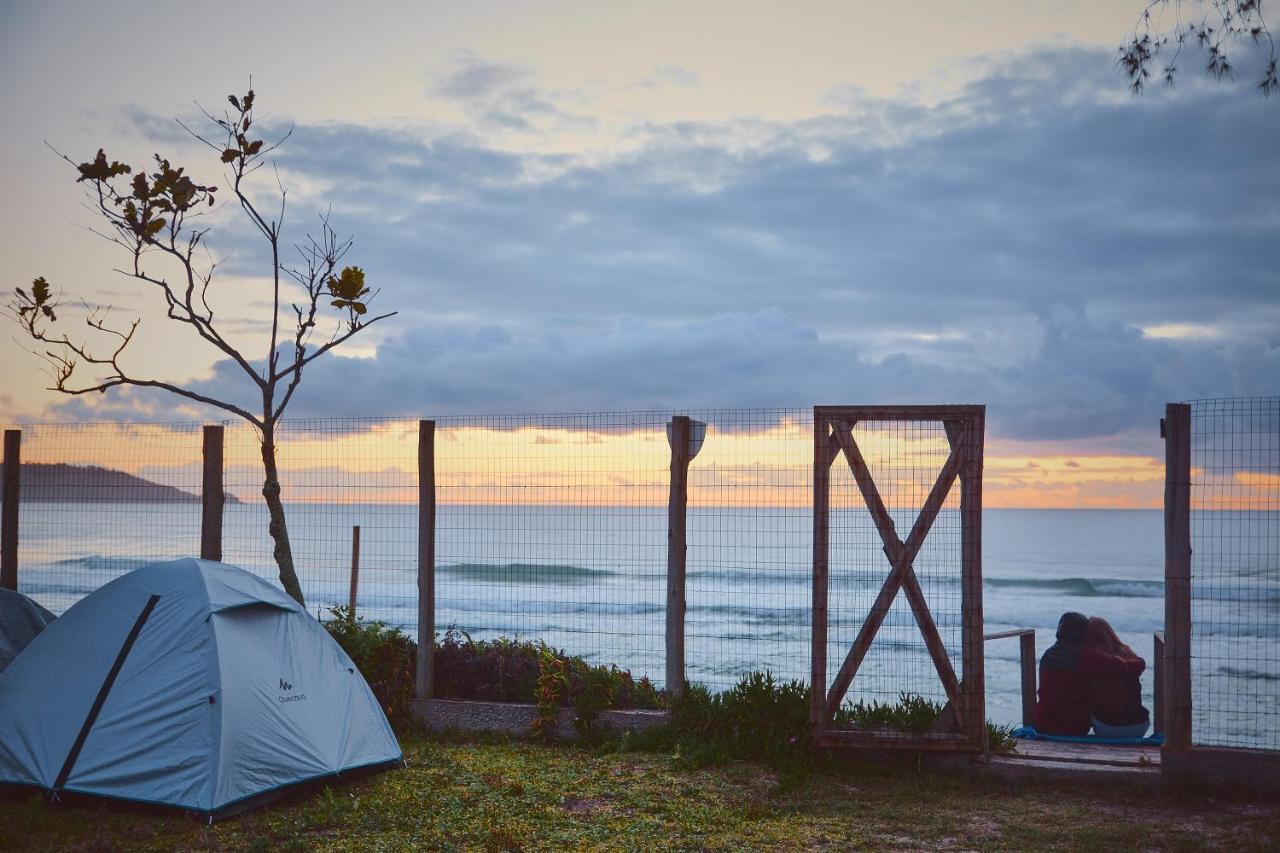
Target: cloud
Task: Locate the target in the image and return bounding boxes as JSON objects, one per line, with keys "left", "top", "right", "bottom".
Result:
{"left": 40, "top": 46, "right": 1280, "bottom": 447}
{"left": 431, "top": 54, "right": 528, "bottom": 100}
{"left": 428, "top": 52, "right": 595, "bottom": 134}
{"left": 640, "top": 66, "right": 700, "bottom": 89}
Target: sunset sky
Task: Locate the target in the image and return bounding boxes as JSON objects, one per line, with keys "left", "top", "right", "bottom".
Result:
{"left": 1, "top": 1, "right": 1277, "bottom": 509}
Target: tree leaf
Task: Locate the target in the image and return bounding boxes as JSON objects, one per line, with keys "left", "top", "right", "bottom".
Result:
{"left": 221, "top": 148, "right": 239, "bottom": 163}
{"left": 228, "top": 94, "right": 241, "bottom": 110}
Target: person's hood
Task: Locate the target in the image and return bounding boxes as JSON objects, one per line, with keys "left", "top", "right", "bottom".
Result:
{"left": 1042, "top": 611, "right": 1088, "bottom": 671}
{"left": 1055, "top": 612, "right": 1088, "bottom": 643}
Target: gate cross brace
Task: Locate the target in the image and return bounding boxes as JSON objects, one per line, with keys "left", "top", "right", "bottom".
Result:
{"left": 823, "top": 419, "right": 966, "bottom": 723}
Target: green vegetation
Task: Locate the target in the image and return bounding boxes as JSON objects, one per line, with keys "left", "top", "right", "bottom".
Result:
{"left": 3, "top": 735, "right": 1277, "bottom": 851}
{"left": 430, "top": 629, "right": 666, "bottom": 724}
{"left": 322, "top": 613, "right": 1016, "bottom": 765}
{"left": 622, "top": 676, "right": 1015, "bottom": 786}
{"left": 321, "top": 618, "right": 666, "bottom": 736}
{"left": 840, "top": 692, "right": 1018, "bottom": 752}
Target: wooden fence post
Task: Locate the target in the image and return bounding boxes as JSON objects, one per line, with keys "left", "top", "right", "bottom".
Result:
{"left": 812, "top": 411, "right": 831, "bottom": 732}
{"left": 960, "top": 410, "right": 987, "bottom": 749}
{"left": 666, "top": 415, "right": 691, "bottom": 699}
{"left": 200, "top": 425, "right": 224, "bottom": 562}
{"left": 348, "top": 525, "right": 361, "bottom": 613}
{"left": 1019, "top": 630, "right": 1036, "bottom": 728}
{"left": 2, "top": 429, "right": 20, "bottom": 591}
{"left": 1163, "top": 403, "right": 1193, "bottom": 749}
{"left": 416, "top": 420, "right": 436, "bottom": 701}
{"left": 1153, "top": 631, "right": 1165, "bottom": 735}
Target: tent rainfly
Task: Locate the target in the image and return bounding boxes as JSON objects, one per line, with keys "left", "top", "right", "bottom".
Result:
{"left": 0, "top": 587, "right": 56, "bottom": 672}
{"left": 0, "top": 558, "right": 401, "bottom": 815}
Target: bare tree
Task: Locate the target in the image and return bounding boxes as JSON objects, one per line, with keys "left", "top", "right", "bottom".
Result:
{"left": 10, "top": 89, "right": 396, "bottom": 606}
{"left": 1120, "top": 0, "right": 1278, "bottom": 95}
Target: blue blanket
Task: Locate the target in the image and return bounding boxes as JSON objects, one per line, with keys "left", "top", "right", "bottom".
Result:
{"left": 1011, "top": 726, "right": 1164, "bottom": 746}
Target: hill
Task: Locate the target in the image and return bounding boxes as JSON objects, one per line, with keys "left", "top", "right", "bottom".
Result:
{"left": 0, "top": 462, "right": 240, "bottom": 503}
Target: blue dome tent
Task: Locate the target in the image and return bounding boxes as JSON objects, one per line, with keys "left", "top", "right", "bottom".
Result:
{"left": 0, "top": 587, "right": 55, "bottom": 673}
{"left": 0, "top": 558, "right": 401, "bottom": 816}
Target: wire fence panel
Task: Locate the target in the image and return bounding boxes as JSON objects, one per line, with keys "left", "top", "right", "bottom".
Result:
{"left": 825, "top": 419, "right": 964, "bottom": 711}
{"left": 1, "top": 422, "right": 203, "bottom": 614}
{"left": 683, "top": 409, "right": 812, "bottom": 692}
{"left": 1189, "top": 397, "right": 1280, "bottom": 750}
{"left": 220, "top": 418, "right": 419, "bottom": 626}
{"left": 432, "top": 412, "right": 671, "bottom": 686}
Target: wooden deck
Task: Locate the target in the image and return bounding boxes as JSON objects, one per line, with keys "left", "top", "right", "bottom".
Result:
{"left": 1004, "top": 739, "right": 1160, "bottom": 768}
{"left": 973, "top": 739, "right": 1162, "bottom": 784}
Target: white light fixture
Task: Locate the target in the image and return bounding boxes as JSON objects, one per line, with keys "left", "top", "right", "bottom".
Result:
{"left": 666, "top": 419, "right": 707, "bottom": 461}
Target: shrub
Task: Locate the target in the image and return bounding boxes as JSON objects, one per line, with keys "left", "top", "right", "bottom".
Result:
{"left": 838, "top": 691, "right": 1018, "bottom": 752}
{"left": 623, "top": 677, "right": 1018, "bottom": 783}
{"left": 323, "top": 606, "right": 416, "bottom": 731}
{"left": 430, "top": 628, "right": 666, "bottom": 739}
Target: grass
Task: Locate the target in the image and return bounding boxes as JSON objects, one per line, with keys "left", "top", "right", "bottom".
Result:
{"left": 3, "top": 734, "right": 1278, "bottom": 851}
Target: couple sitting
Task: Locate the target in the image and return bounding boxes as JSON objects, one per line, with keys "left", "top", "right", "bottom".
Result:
{"left": 1035, "top": 611, "right": 1150, "bottom": 739}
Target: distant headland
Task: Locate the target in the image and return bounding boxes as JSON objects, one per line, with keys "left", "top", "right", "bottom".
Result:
{"left": 0, "top": 462, "right": 241, "bottom": 504}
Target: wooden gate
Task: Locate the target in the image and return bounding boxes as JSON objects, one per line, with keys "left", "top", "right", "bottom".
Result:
{"left": 811, "top": 405, "right": 986, "bottom": 751}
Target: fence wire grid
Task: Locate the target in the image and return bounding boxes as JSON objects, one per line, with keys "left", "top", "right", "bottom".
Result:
{"left": 2, "top": 422, "right": 203, "bottom": 613}
{"left": 1188, "top": 397, "right": 1280, "bottom": 750}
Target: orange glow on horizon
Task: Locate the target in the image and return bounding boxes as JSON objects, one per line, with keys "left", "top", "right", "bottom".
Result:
{"left": 1, "top": 417, "right": 1193, "bottom": 509}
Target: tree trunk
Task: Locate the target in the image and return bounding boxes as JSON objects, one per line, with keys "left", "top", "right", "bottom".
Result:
{"left": 261, "top": 423, "right": 305, "bottom": 606}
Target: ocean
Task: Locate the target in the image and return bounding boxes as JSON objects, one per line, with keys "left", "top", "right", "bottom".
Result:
{"left": 12, "top": 504, "right": 1277, "bottom": 746}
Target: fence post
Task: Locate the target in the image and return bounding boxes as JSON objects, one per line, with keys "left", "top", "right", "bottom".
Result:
{"left": 1163, "top": 403, "right": 1193, "bottom": 749}
{"left": 416, "top": 420, "right": 436, "bottom": 701}
{"left": 666, "top": 415, "right": 691, "bottom": 699}
{"left": 200, "top": 425, "right": 224, "bottom": 562}
{"left": 1153, "top": 631, "right": 1165, "bottom": 735}
{"left": 348, "top": 525, "right": 361, "bottom": 613}
{"left": 1019, "top": 630, "right": 1037, "bottom": 728}
{"left": 812, "top": 411, "right": 831, "bottom": 733}
{"left": 2, "top": 429, "right": 20, "bottom": 591}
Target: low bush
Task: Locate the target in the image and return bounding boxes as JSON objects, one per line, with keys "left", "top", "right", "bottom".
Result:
{"left": 432, "top": 629, "right": 666, "bottom": 738}
{"left": 619, "top": 675, "right": 1017, "bottom": 786}
{"left": 839, "top": 691, "right": 1017, "bottom": 752}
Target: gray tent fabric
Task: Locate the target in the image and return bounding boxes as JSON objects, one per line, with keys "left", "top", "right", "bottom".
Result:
{"left": 0, "top": 588, "right": 56, "bottom": 673}
{"left": 0, "top": 558, "right": 401, "bottom": 814}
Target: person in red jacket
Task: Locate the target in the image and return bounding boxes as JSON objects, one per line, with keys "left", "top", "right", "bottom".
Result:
{"left": 1084, "top": 616, "right": 1150, "bottom": 738}
{"left": 1035, "top": 611, "right": 1145, "bottom": 736}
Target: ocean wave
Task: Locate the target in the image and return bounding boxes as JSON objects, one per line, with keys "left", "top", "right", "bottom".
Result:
{"left": 1218, "top": 666, "right": 1280, "bottom": 682}
{"left": 48, "top": 555, "right": 180, "bottom": 572}
{"left": 986, "top": 577, "right": 1165, "bottom": 598}
{"left": 438, "top": 562, "right": 614, "bottom": 583}
{"left": 988, "top": 575, "right": 1280, "bottom": 603}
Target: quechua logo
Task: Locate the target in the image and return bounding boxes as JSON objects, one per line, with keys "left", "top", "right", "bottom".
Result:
{"left": 278, "top": 677, "right": 306, "bottom": 703}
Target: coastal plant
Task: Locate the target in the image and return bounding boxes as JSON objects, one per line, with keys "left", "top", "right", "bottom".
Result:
{"left": 531, "top": 646, "right": 569, "bottom": 740}
{"left": 8, "top": 89, "right": 396, "bottom": 606}
{"left": 429, "top": 628, "right": 665, "bottom": 712}
{"left": 623, "top": 676, "right": 1020, "bottom": 782}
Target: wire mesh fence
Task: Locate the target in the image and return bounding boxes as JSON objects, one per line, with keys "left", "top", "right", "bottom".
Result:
{"left": 5, "top": 408, "right": 1020, "bottom": 724}
{"left": 683, "top": 409, "right": 812, "bottom": 691}
{"left": 1, "top": 422, "right": 203, "bottom": 613}
{"left": 1188, "top": 397, "right": 1280, "bottom": 750}
{"left": 220, "top": 418, "right": 419, "bottom": 627}
{"left": 431, "top": 412, "right": 670, "bottom": 684}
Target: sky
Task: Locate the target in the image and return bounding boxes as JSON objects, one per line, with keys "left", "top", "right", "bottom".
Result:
{"left": 1, "top": 1, "right": 1277, "bottom": 508}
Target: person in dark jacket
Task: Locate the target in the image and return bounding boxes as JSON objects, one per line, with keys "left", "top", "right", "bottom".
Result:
{"left": 1084, "top": 616, "right": 1149, "bottom": 738}
{"left": 1036, "top": 612, "right": 1091, "bottom": 735}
